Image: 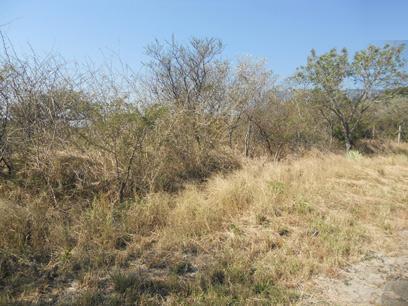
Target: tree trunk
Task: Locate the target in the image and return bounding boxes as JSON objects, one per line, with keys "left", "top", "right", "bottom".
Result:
{"left": 244, "top": 121, "right": 252, "bottom": 157}
{"left": 228, "top": 126, "right": 235, "bottom": 148}
{"left": 342, "top": 122, "right": 353, "bottom": 151}
{"left": 397, "top": 125, "right": 402, "bottom": 144}
{"left": 345, "top": 137, "right": 352, "bottom": 151}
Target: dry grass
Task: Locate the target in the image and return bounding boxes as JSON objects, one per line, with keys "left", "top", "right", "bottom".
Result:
{"left": 1, "top": 145, "right": 408, "bottom": 305}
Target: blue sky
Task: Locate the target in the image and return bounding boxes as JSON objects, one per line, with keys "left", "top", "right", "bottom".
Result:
{"left": 1, "top": 0, "right": 407, "bottom": 79}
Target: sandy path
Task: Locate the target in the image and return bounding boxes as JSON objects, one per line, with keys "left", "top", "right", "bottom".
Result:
{"left": 301, "top": 231, "right": 408, "bottom": 305}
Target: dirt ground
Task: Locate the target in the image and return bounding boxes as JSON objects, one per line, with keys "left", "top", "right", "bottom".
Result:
{"left": 301, "top": 231, "right": 408, "bottom": 305}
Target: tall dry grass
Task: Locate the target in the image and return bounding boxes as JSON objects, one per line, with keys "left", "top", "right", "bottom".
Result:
{"left": 1, "top": 145, "right": 408, "bottom": 305}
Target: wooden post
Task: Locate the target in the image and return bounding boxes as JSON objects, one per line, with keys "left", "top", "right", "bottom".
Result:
{"left": 397, "top": 125, "right": 402, "bottom": 144}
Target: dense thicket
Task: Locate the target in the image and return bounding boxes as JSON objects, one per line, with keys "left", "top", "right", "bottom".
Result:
{"left": 0, "top": 35, "right": 407, "bottom": 204}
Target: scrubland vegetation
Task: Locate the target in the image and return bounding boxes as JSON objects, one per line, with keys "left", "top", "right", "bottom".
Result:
{"left": 0, "top": 34, "right": 407, "bottom": 305}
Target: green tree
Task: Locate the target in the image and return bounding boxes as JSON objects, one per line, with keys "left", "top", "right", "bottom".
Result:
{"left": 295, "top": 44, "right": 407, "bottom": 150}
